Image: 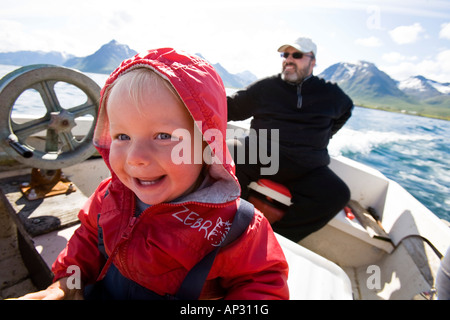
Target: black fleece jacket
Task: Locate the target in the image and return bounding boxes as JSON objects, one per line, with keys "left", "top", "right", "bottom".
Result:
{"left": 227, "top": 74, "right": 353, "bottom": 168}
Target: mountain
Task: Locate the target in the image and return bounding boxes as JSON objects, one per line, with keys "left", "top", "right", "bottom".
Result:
{"left": 1, "top": 42, "right": 448, "bottom": 118}
{"left": 319, "top": 61, "right": 450, "bottom": 119}
{"left": 209, "top": 62, "right": 257, "bottom": 88}
{"left": 0, "top": 40, "right": 135, "bottom": 74}
{"left": 195, "top": 53, "right": 257, "bottom": 88}
{"left": 319, "top": 61, "right": 408, "bottom": 102}
{"left": 0, "top": 41, "right": 257, "bottom": 88}
{"left": 235, "top": 70, "right": 258, "bottom": 87}
{"left": 63, "top": 40, "right": 137, "bottom": 74}
{"left": 0, "top": 50, "right": 74, "bottom": 66}
{"left": 398, "top": 75, "right": 450, "bottom": 98}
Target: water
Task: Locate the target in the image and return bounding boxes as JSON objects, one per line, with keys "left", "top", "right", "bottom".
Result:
{"left": 328, "top": 107, "right": 450, "bottom": 222}
{"left": 1, "top": 65, "right": 449, "bottom": 222}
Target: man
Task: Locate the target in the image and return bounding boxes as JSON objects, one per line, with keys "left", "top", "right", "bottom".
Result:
{"left": 227, "top": 37, "right": 353, "bottom": 242}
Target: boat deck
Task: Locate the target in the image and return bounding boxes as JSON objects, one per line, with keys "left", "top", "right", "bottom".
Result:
{"left": 0, "top": 188, "right": 38, "bottom": 298}
{"left": 0, "top": 158, "right": 110, "bottom": 299}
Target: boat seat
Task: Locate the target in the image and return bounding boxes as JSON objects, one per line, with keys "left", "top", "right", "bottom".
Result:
{"left": 275, "top": 233, "right": 353, "bottom": 299}
{"left": 248, "top": 179, "right": 394, "bottom": 253}
{"left": 249, "top": 179, "right": 292, "bottom": 206}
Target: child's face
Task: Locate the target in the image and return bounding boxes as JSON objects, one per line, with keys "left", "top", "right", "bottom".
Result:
{"left": 107, "top": 75, "right": 204, "bottom": 205}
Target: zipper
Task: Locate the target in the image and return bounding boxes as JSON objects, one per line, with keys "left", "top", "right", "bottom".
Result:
{"left": 296, "top": 84, "right": 303, "bottom": 109}
{"left": 116, "top": 195, "right": 141, "bottom": 279}
{"left": 122, "top": 216, "right": 137, "bottom": 240}
{"left": 97, "top": 196, "right": 140, "bottom": 281}
{"left": 96, "top": 214, "right": 139, "bottom": 281}
{"left": 117, "top": 217, "right": 138, "bottom": 278}
{"left": 296, "top": 74, "right": 312, "bottom": 109}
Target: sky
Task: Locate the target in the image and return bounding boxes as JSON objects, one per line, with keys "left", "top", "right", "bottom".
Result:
{"left": 1, "top": 0, "right": 450, "bottom": 83}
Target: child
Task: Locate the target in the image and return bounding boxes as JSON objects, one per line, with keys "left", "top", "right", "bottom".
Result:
{"left": 19, "top": 48, "right": 289, "bottom": 300}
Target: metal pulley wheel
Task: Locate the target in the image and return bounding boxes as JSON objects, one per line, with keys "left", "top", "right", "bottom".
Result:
{"left": 0, "top": 65, "right": 100, "bottom": 169}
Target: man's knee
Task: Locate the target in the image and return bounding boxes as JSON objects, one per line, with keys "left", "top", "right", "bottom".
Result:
{"left": 317, "top": 167, "right": 351, "bottom": 207}
{"left": 337, "top": 179, "right": 351, "bottom": 204}
{"left": 335, "top": 177, "right": 351, "bottom": 206}
{"left": 322, "top": 177, "right": 350, "bottom": 213}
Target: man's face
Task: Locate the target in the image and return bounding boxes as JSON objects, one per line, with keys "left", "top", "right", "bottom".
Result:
{"left": 281, "top": 46, "right": 316, "bottom": 83}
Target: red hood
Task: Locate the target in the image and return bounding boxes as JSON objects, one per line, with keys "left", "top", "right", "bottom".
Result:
{"left": 93, "top": 48, "right": 240, "bottom": 203}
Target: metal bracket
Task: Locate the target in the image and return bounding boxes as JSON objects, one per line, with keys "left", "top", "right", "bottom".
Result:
{"left": 20, "top": 168, "right": 76, "bottom": 200}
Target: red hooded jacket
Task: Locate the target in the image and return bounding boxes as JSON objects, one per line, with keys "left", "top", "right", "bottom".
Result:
{"left": 52, "top": 48, "right": 289, "bottom": 299}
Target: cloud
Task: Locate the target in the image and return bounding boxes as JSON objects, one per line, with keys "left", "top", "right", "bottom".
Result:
{"left": 440, "top": 22, "right": 450, "bottom": 39}
{"left": 355, "top": 36, "right": 383, "bottom": 47}
{"left": 381, "top": 49, "right": 450, "bottom": 82}
{"left": 382, "top": 52, "right": 417, "bottom": 63}
{"left": 0, "top": 19, "right": 58, "bottom": 53}
{"left": 389, "top": 23, "right": 425, "bottom": 44}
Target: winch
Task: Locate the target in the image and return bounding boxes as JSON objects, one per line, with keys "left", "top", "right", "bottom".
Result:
{"left": 0, "top": 64, "right": 100, "bottom": 200}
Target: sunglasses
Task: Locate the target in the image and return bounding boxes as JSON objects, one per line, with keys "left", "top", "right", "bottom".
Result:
{"left": 280, "top": 52, "right": 314, "bottom": 59}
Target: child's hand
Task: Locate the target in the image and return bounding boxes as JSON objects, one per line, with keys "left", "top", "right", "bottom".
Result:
{"left": 14, "top": 277, "right": 83, "bottom": 300}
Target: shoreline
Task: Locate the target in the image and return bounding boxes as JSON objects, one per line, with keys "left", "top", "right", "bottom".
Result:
{"left": 355, "top": 104, "right": 450, "bottom": 121}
